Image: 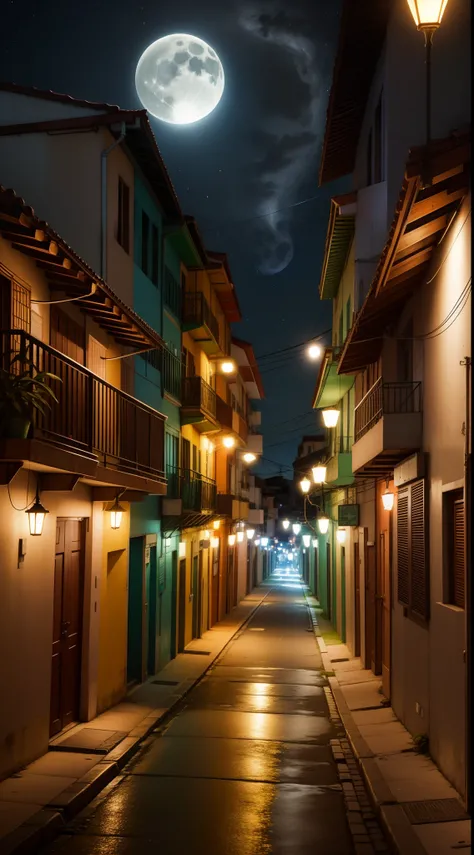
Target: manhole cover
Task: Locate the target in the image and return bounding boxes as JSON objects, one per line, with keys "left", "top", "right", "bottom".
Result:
{"left": 151, "top": 679, "right": 179, "bottom": 686}
{"left": 50, "top": 729, "right": 127, "bottom": 755}
{"left": 182, "top": 650, "right": 210, "bottom": 655}
{"left": 402, "top": 799, "right": 469, "bottom": 825}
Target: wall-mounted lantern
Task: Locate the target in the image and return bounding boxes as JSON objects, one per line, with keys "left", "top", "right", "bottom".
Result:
{"left": 318, "top": 516, "right": 330, "bottom": 535}
{"left": 322, "top": 408, "right": 340, "bottom": 428}
{"left": 109, "top": 497, "right": 125, "bottom": 530}
{"left": 312, "top": 464, "right": 327, "bottom": 484}
{"left": 26, "top": 490, "right": 49, "bottom": 536}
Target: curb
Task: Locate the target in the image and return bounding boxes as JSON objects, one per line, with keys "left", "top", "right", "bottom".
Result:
{"left": 303, "top": 591, "right": 429, "bottom": 855}
{"left": 0, "top": 589, "right": 271, "bottom": 855}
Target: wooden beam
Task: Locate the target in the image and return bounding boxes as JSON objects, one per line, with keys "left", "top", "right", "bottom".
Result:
{"left": 399, "top": 213, "right": 449, "bottom": 250}
{"left": 0, "top": 461, "right": 23, "bottom": 485}
{"left": 406, "top": 140, "right": 470, "bottom": 180}
{"left": 395, "top": 233, "right": 438, "bottom": 264}
{"left": 39, "top": 473, "right": 81, "bottom": 492}
{"left": 407, "top": 181, "right": 467, "bottom": 226}
{"left": 389, "top": 246, "right": 433, "bottom": 279}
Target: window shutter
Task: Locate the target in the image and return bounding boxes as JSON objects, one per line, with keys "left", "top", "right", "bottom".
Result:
{"left": 158, "top": 555, "right": 165, "bottom": 592}
{"left": 397, "top": 488, "right": 409, "bottom": 606}
{"left": 410, "top": 479, "right": 429, "bottom": 620}
{"left": 453, "top": 499, "right": 465, "bottom": 608}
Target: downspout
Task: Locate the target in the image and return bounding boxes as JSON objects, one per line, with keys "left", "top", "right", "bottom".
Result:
{"left": 101, "top": 122, "right": 126, "bottom": 280}
{"left": 461, "top": 355, "right": 471, "bottom": 812}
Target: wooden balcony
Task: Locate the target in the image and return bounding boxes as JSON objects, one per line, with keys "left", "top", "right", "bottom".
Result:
{"left": 352, "top": 378, "right": 423, "bottom": 477}
{"left": 182, "top": 292, "right": 226, "bottom": 356}
{"left": 0, "top": 330, "right": 167, "bottom": 493}
{"left": 181, "top": 376, "right": 219, "bottom": 433}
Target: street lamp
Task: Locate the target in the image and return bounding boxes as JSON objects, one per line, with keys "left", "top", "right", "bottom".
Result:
{"left": 109, "top": 497, "right": 125, "bottom": 531}
{"left": 243, "top": 452, "right": 257, "bottom": 463}
{"left": 406, "top": 0, "right": 451, "bottom": 187}
{"left": 302, "top": 534, "right": 311, "bottom": 548}
{"left": 318, "top": 515, "right": 330, "bottom": 535}
{"left": 382, "top": 486, "right": 395, "bottom": 511}
{"left": 299, "top": 477, "right": 311, "bottom": 494}
{"left": 322, "top": 408, "right": 340, "bottom": 428}
{"left": 247, "top": 529, "right": 255, "bottom": 540}
{"left": 26, "top": 490, "right": 49, "bottom": 536}
{"left": 221, "top": 360, "right": 236, "bottom": 374}
{"left": 223, "top": 436, "right": 235, "bottom": 448}
{"left": 292, "top": 523, "right": 301, "bottom": 535}
{"left": 282, "top": 519, "right": 290, "bottom": 530}
{"left": 312, "top": 464, "right": 327, "bottom": 484}
{"left": 261, "top": 537, "right": 269, "bottom": 547}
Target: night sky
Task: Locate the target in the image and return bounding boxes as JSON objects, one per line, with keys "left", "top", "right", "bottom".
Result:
{"left": 0, "top": 0, "right": 346, "bottom": 476}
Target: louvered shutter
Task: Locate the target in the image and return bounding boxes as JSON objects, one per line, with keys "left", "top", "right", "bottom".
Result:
{"left": 453, "top": 499, "right": 465, "bottom": 608}
{"left": 158, "top": 554, "right": 166, "bottom": 592}
{"left": 397, "top": 488, "right": 409, "bottom": 606}
{"left": 410, "top": 479, "right": 429, "bottom": 621}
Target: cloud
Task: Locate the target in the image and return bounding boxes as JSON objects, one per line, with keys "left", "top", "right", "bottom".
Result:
{"left": 240, "top": 2, "right": 327, "bottom": 275}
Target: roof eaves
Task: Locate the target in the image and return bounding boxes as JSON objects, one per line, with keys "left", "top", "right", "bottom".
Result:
{"left": 0, "top": 80, "right": 121, "bottom": 112}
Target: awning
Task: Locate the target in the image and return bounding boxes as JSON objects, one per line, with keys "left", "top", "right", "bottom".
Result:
{"left": 312, "top": 346, "right": 354, "bottom": 408}
{"left": 319, "top": 193, "right": 357, "bottom": 300}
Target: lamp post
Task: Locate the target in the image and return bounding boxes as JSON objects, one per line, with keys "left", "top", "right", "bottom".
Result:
{"left": 406, "top": 0, "right": 450, "bottom": 187}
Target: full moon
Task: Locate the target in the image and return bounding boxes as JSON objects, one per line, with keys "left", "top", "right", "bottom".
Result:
{"left": 135, "top": 34, "right": 225, "bottom": 125}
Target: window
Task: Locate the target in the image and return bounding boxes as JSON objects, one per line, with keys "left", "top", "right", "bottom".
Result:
{"left": 151, "top": 224, "right": 159, "bottom": 285}
{"left": 50, "top": 306, "right": 85, "bottom": 364}
{"left": 397, "top": 479, "right": 429, "bottom": 622}
{"left": 444, "top": 489, "right": 465, "bottom": 608}
{"left": 117, "top": 178, "right": 130, "bottom": 253}
{"left": 141, "top": 211, "right": 149, "bottom": 276}
{"left": 374, "top": 91, "right": 384, "bottom": 183}
{"left": 164, "top": 267, "right": 181, "bottom": 317}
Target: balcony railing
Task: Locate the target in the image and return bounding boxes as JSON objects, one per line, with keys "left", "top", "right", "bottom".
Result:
{"left": 182, "top": 376, "right": 217, "bottom": 420}
{"left": 162, "top": 346, "right": 182, "bottom": 401}
{"left": 354, "top": 378, "right": 422, "bottom": 443}
{"left": 1, "top": 330, "right": 166, "bottom": 480}
{"left": 183, "top": 292, "right": 220, "bottom": 344}
{"left": 166, "top": 465, "right": 216, "bottom": 512}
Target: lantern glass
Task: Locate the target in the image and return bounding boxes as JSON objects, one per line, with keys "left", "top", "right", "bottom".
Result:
{"left": 223, "top": 436, "right": 235, "bottom": 448}
{"left": 247, "top": 529, "right": 255, "bottom": 540}
{"left": 302, "top": 534, "right": 311, "bottom": 548}
{"left": 318, "top": 516, "right": 329, "bottom": 535}
{"left": 109, "top": 498, "right": 125, "bottom": 530}
{"left": 299, "top": 477, "right": 311, "bottom": 494}
{"left": 243, "top": 452, "right": 257, "bottom": 463}
{"left": 237, "top": 531, "right": 244, "bottom": 543}
{"left": 211, "top": 537, "right": 219, "bottom": 549}
{"left": 26, "top": 494, "right": 49, "bottom": 536}
{"left": 255, "top": 538, "right": 261, "bottom": 546}
{"left": 292, "top": 523, "right": 301, "bottom": 535}
{"left": 382, "top": 489, "right": 395, "bottom": 511}
{"left": 312, "top": 539, "right": 318, "bottom": 548}
{"left": 213, "top": 519, "right": 221, "bottom": 530}
{"left": 228, "top": 534, "right": 236, "bottom": 546}
{"left": 282, "top": 519, "right": 290, "bottom": 530}
{"left": 337, "top": 528, "right": 346, "bottom": 543}
{"left": 179, "top": 542, "right": 186, "bottom": 558}
{"left": 312, "top": 465, "right": 327, "bottom": 484}
{"left": 261, "top": 537, "right": 269, "bottom": 547}
{"left": 407, "top": 0, "right": 449, "bottom": 29}
{"left": 322, "top": 408, "right": 340, "bottom": 428}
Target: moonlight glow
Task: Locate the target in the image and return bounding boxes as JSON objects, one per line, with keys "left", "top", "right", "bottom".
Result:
{"left": 135, "top": 34, "right": 225, "bottom": 125}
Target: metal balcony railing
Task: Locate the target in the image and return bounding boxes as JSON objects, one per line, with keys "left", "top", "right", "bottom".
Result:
{"left": 165, "top": 465, "right": 216, "bottom": 512}
{"left": 183, "top": 292, "right": 220, "bottom": 344}
{"left": 354, "top": 378, "right": 422, "bottom": 443}
{"left": 162, "top": 346, "right": 182, "bottom": 401}
{"left": 1, "top": 330, "right": 166, "bottom": 480}
{"left": 182, "top": 376, "right": 217, "bottom": 420}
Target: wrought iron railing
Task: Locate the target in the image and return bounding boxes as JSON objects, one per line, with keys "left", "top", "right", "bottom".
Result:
{"left": 0, "top": 330, "right": 166, "bottom": 480}
{"left": 165, "top": 465, "right": 216, "bottom": 511}
{"left": 162, "top": 346, "right": 182, "bottom": 401}
{"left": 182, "top": 376, "right": 217, "bottom": 419}
{"left": 182, "top": 292, "right": 220, "bottom": 344}
{"left": 354, "top": 378, "right": 422, "bottom": 442}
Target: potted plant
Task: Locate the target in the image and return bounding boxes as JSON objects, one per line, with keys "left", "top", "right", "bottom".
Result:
{"left": 0, "top": 341, "right": 61, "bottom": 439}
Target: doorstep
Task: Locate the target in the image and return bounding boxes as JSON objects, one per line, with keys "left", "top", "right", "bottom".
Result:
{"left": 305, "top": 594, "right": 471, "bottom": 855}
{"left": 0, "top": 587, "right": 269, "bottom": 855}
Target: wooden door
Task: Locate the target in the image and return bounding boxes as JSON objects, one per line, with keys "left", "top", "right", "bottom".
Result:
{"left": 226, "top": 550, "right": 234, "bottom": 613}
{"left": 178, "top": 558, "right": 186, "bottom": 652}
{"left": 211, "top": 543, "right": 219, "bottom": 626}
{"left": 170, "top": 550, "right": 178, "bottom": 659}
{"left": 326, "top": 543, "right": 332, "bottom": 620}
{"left": 192, "top": 555, "right": 199, "bottom": 639}
{"left": 380, "top": 528, "right": 391, "bottom": 697}
{"left": 366, "top": 542, "right": 377, "bottom": 673}
{"left": 50, "top": 519, "right": 84, "bottom": 737}
{"left": 314, "top": 547, "right": 319, "bottom": 599}
{"left": 353, "top": 541, "right": 361, "bottom": 657}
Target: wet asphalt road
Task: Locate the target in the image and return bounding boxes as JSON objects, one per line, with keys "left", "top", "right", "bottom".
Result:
{"left": 44, "top": 571, "right": 354, "bottom": 854}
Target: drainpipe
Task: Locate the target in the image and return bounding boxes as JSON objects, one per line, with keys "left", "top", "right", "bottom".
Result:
{"left": 461, "top": 355, "right": 471, "bottom": 812}
{"left": 101, "top": 122, "right": 126, "bottom": 280}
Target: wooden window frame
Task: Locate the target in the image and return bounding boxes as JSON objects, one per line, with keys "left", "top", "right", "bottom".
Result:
{"left": 397, "top": 478, "right": 429, "bottom": 624}
{"left": 443, "top": 488, "right": 465, "bottom": 609}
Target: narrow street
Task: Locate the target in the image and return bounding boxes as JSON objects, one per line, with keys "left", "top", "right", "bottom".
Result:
{"left": 40, "top": 571, "right": 373, "bottom": 855}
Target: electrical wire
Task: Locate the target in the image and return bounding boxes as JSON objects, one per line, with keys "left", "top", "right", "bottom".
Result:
{"left": 202, "top": 192, "right": 326, "bottom": 232}
{"left": 7, "top": 468, "right": 33, "bottom": 511}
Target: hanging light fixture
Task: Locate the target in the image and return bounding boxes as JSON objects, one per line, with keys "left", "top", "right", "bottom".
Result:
{"left": 213, "top": 519, "right": 221, "bottom": 530}
{"left": 292, "top": 523, "right": 301, "bottom": 535}
{"left": 179, "top": 541, "right": 186, "bottom": 558}
{"left": 312, "top": 464, "right": 327, "bottom": 484}
{"left": 382, "top": 480, "right": 395, "bottom": 511}
{"left": 223, "top": 436, "right": 235, "bottom": 448}
{"left": 302, "top": 534, "right": 311, "bottom": 548}
{"left": 247, "top": 529, "right": 255, "bottom": 540}
{"left": 299, "top": 477, "right": 311, "bottom": 494}
{"left": 26, "top": 489, "right": 49, "bottom": 536}
{"left": 243, "top": 452, "right": 257, "bottom": 463}
{"left": 322, "top": 408, "right": 340, "bottom": 428}
{"left": 407, "top": 0, "right": 449, "bottom": 30}
{"left": 282, "top": 519, "right": 290, "bottom": 530}
{"left": 261, "top": 537, "right": 269, "bottom": 547}
{"left": 337, "top": 528, "right": 346, "bottom": 543}
{"left": 109, "top": 496, "right": 125, "bottom": 530}
{"left": 228, "top": 534, "right": 236, "bottom": 546}
{"left": 211, "top": 537, "right": 219, "bottom": 549}
{"left": 237, "top": 531, "right": 244, "bottom": 543}
{"left": 318, "top": 516, "right": 330, "bottom": 535}
{"left": 312, "top": 539, "right": 318, "bottom": 548}
{"left": 255, "top": 538, "right": 261, "bottom": 546}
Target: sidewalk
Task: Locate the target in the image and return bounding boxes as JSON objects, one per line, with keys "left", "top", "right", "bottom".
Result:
{"left": 0, "top": 587, "right": 269, "bottom": 855}
{"left": 305, "top": 594, "right": 471, "bottom": 855}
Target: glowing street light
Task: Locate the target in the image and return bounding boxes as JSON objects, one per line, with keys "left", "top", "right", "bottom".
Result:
{"left": 322, "top": 408, "right": 340, "bottom": 428}
{"left": 221, "top": 361, "right": 236, "bottom": 374}
{"left": 302, "top": 534, "right": 311, "bottom": 548}
{"left": 318, "top": 516, "right": 329, "bottom": 535}
{"left": 282, "top": 519, "right": 290, "bottom": 530}
{"left": 292, "top": 523, "right": 301, "bottom": 535}
{"left": 382, "top": 488, "right": 395, "bottom": 511}
{"left": 223, "top": 436, "right": 235, "bottom": 448}
{"left": 299, "top": 477, "right": 311, "bottom": 494}
{"left": 247, "top": 529, "right": 255, "bottom": 540}
{"left": 307, "top": 344, "right": 322, "bottom": 360}
{"left": 312, "top": 464, "right": 327, "bottom": 484}
{"left": 243, "top": 452, "right": 257, "bottom": 463}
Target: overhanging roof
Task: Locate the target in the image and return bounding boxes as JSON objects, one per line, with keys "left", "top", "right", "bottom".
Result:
{"left": 319, "top": 192, "right": 357, "bottom": 299}
{"left": 312, "top": 346, "right": 354, "bottom": 408}
{"left": 207, "top": 250, "right": 242, "bottom": 324}
{"left": 231, "top": 337, "right": 265, "bottom": 400}
{"left": 338, "top": 129, "right": 471, "bottom": 374}
{"left": 0, "top": 185, "right": 164, "bottom": 350}
{"left": 319, "top": 0, "right": 393, "bottom": 186}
